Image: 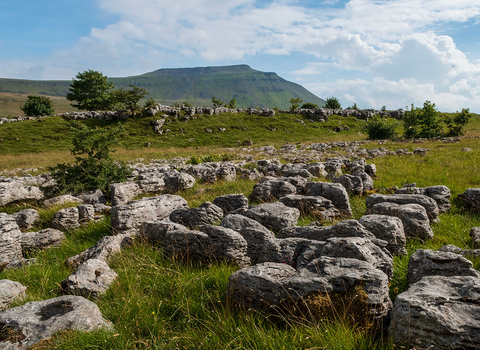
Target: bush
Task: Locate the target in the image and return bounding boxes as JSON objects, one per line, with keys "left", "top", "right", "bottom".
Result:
{"left": 403, "top": 101, "right": 443, "bottom": 139}
{"left": 47, "top": 122, "right": 130, "bottom": 196}
{"left": 20, "top": 95, "right": 55, "bottom": 116}
{"left": 301, "top": 102, "right": 318, "bottom": 109}
{"left": 143, "top": 97, "right": 157, "bottom": 109}
{"left": 444, "top": 108, "right": 471, "bottom": 137}
{"left": 211, "top": 96, "right": 224, "bottom": 107}
{"left": 362, "top": 115, "right": 399, "bottom": 140}
{"left": 289, "top": 97, "right": 303, "bottom": 112}
{"left": 110, "top": 85, "right": 148, "bottom": 111}
{"left": 67, "top": 70, "right": 114, "bottom": 111}
{"left": 227, "top": 98, "right": 237, "bottom": 109}
{"left": 324, "top": 97, "right": 341, "bottom": 109}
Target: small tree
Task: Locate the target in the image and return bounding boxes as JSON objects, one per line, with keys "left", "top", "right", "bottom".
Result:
{"left": 346, "top": 103, "right": 358, "bottom": 110}
{"left": 403, "top": 101, "right": 443, "bottom": 139}
{"left": 362, "top": 115, "right": 399, "bottom": 140}
{"left": 110, "top": 85, "right": 148, "bottom": 111}
{"left": 227, "top": 98, "right": 237, "bottom": 109}
{"left": 143, "top": 97, "right": 157, "bottom": 109}
{"left": 211, "top": 96, "right": 224, "bottom": 107}
{"left": 301, "top": 102, "right": 318, "bottom": 109}
{"left": 289, "top": 97, "right": 303, "bottom": 112}
{"left": 66, "top": 70, "right": 114, "bottom": 111}
{"left": 324, "top": 97, "right": 341, "bottom": 109}
{"left": 444, "top": 108, "right": 471, "bottom": 137}
{"left": 21, "top": 95, "right": 55, "bottom": 116}
{"left": 47, "top": 122, "right": 130, "bottom": 195}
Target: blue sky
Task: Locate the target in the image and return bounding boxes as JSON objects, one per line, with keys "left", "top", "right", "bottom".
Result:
{"left": 1, "top": 0, "right": 480, "bottom": 112}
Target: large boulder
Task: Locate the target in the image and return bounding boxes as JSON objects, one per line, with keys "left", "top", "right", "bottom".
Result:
{"left": 212, "top": 194, "right": 249, "bottom": 215}
{"left": 140, "top": 219, "right": 187, "bottom": 244}
{"left": 10, "top": 209, "right": 39, "bottom": 231}
{"left": 368, "top": 202, "right": 433, "bottom": 240}
{"left": 333, "top": 174, "right": 364, "bottom": 195}
{"left": 459, "top": 188, "right": 480, "bottom": 212}
{"left": 259, "top": 237, "right": 325, "bottom": 268}
{"left": 0, "top": 213, "right": 23, "bottom": 267}
{"left": 389, "top": 276, "right": 480, "bottom": 350}
{"left": 366, "top": 193, "right": 440, "bottom": 223}
{"left": 279, "top": 194, "right": 340, "bottom": 220}
{"left": 0, "top": 181, "right": 43, "bottom": 206}
{"left": 162, "top": 171, "right": 195, "bottom": 193}
{"left": 61, "top": 259, "right": 118, "bottom": 297}
{"left": 239, "top": 202, "right": 300, "bottom": 232}
{"left": 110, "top": 182, "right": 142, "bottom": 206}
{"left": 220, "top": 214, "right": 274, "bottom": 263}
{"left": 250, "top": 177, "right": 297, "bottom": 202}
{"left": 471, "top": 226, "right": 480, "bottom": 247}
{"left": 50, "top": 207, "right": 81, "bottom": 232}
{"left": 395, "top": 184, "right": 451, "bottom": 213}
{"left": 305, "top": 182, "right": 352, "bottom": 217}
{"left": 43, "top": 195, "right": 83, "bottom": 207}
{"left": 76, "top": 189, "right": 106, "bottom": 205}
{"left": 0, "top": 295, "right": 112, "bottom": 349}
{"left": 21, "top": 228, "right": 65, "bottom": 255}
{"left": 110, "top": 194, "right": 188, "bottom": 233}
{"left": 358, "top": 215, "right": 407, "bottom": 256}
{"left": 0, "top": 280, "right": 26, "bottom": 311}
{"left": 169, "top": 202, "right": 224, "bottom": 229}
{"left": 407, "top": 249, "right": 480, "bottom": 285}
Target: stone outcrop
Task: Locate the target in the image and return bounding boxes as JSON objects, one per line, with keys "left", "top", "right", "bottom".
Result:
{"left": 358, "top": 215, "right": 407, "bottom": 255}
{"left": 212, "top": 194, "right": 249, "bottom": 215}
{"left": 471, "top": 227, "right": 480, "bottom": 247}
{"left": 0, "top": 181, "right": 43, "bottom": 206}
{"left": 0, "top": 213, "right": 23, "bottom": 267}
{"left": 51, "top": 207, "right": 81, "bottom": 231}
{"left": 21, "top": 228, "right": 65, "bottom": 254}
{"left": 9, "top": 209, "right": 39, "bottom": 230}
{"left": 43, "top": 195, "right": 83, "bottom": 207}
{"left": 395, "top": 184, "right": 451, "bottom": 213}
{"left": 238, "top": 202, "right": 300, "bottom": 232}
{"left": 0, "top": 280, "right": 26, "bottom": 311}
{"left": 459, "top": 188, "right": 480, "bottom": 212}
{"left": 279, "top": 194, "right": 340, "bottom": 220}
{"left": 305, "top": 182, "right": 352, "bottom": 217}
{"left": 170, "top": 202, "right": 224, "bottom": 229}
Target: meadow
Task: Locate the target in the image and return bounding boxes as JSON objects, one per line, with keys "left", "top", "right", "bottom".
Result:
{"left": 0, "top": 110, "right": 479, "bottom": 349}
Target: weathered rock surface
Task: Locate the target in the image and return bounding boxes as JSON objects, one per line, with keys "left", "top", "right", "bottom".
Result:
{"left": 220, "top": 214, "right": 274, "bottom": 263}
{"left": 471, "top": 226, "right": 480, "bottom": 247}
{"left": 279, "top": 194, "right": 340, "bottom": 220}
{"left": 162, "top": 171, "right": 195, "bottom": 193}
{"left": 110, "top": 195, "right": 188, "bottom": 233}
{"left": 259, "top": 237, "right": 325, "bottom": 268}
{"left": 0, "top": 181, "right": 43, "bottom": 207}
{"left": 170, "top": 202, "right": 224, "bottom": 229}
{"left": 250, "top": 177, "right": 297, "bottom": 202}
{"left": 368, "top": 202, "right": 433, "bottom": 240}
{"left": 0, "top": 213, "right": 23, "bottom": 266}
{"left": 212, "top": 194, "right": 249, "bottom": 215}
{"left": 76, "top": 189, "right": 106, "bottom": 205}
{"left": 78, "top": 204, "right": 95, "bottom": 223}
{"left": 51, "top": 207, "right": 80, "bottom": 231}
{"left": 459, "top": 188, "right": 480, "bottom": 212}
{"left": 389, "top": 276, "right": 480, "bottom": 350}
{"left": 110, "top": 182, "right": 142, "bottom": 206}
{"left": 61, "top": 259, "right": 118, "bottom": 297}
{"left": 366, "top": 193, "right": 440, "bottom": 223}
{"left": 0, "top": 295, "right": 112, "bottom": 349}
{"left": 333, "top": 174, "right": 364, "bottom": 195}
{"left": 358, "top": 215, "right": 407, "bottom": 255}
{"left": 43, "top": 194, "right": 83, "bottom": 207}
{"left": 10, "top": 209, "right": 39, "bottom": 230}
{"left": 439, "top": 244, "right": 480, "bottom": 260}
{"left": 395, "top": 184, "right": 451, "bottom": 213}
{"left": 0, "top": 280, "right": 26, "bottom": 311}
{"left": 407, "top": 249, "right": 480, "bottom": 285}
{"left": 305, "top": 182, "right": 352, "bottom": 216}
{"left": 239, "top": 202, "right": 300, "bottom": 232}
{"left": 140, "top": 219, "right": 187, "bottom": 244}
{"left": 21, "top": 228, "right": 65, "bottom": 254}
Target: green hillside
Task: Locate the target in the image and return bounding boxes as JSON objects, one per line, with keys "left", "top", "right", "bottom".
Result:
{"left": 0, "top": 65, "right": 325, "bottom": 110}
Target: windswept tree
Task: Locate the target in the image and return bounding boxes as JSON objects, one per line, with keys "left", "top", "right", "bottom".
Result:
{"left": 324, "top": 97, "right": 341, "bottom": 109}
{"left": 289, "top": 97, "right": 303, "bottom": 112}
{"left": 66, "top": 70, "right": 114, "bottom": 111}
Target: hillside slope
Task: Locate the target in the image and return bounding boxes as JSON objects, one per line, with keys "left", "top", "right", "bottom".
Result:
{"left": 0, "top": 65, "right": 324, "bottom": 110}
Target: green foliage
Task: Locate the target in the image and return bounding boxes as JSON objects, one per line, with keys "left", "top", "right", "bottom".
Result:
{"left": 227, "top": 98, "right": 237, "bottom": 109}
{"left": 66, "top": 70, "right": 114, "bottom": 111}
{"left": 289, "top": 97, "right": 303, "bottom": 112}
{"left": 301, "top": 102, "right": 318, "bottom": 109}
{"left": 211, "top": 96, "right": 225, "bottom": 107}
{"left": 403, "top": 101, "right": 443, "bottom": 139}
{"left": 346, "top": 102, "right": 358, "bottom": 110}
{"left": 20, "top": 95, "right": 55, "bottom": 116}
{"left": 362, "top": 115, "right": 399, "bottom": 140}
{"left": 324, "top": 97, "right": 342, "bottom": 109}
{"left": 47, "top": 122, "right": 130, "bottom": 195}
{"left": 444, "top": 108, "right": 471, "bottom": 137}
{"left": 183, "top": 101, "right": 192, "bottom": 107}
{"left": 143, "top": 97, "right": 157, "bottom": 109}
{"left": 186, "top": 153, "right": 240, "bottom": 165}
{"left": 110, "top": 85, "right": 148, "bottom": 111}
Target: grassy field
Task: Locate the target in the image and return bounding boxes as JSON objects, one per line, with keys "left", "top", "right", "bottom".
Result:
{"left": 0, "top": 92, "right": 77, "bottom": 119}
{"left": 0, "top": 111, "right": 480, "bottom": 349}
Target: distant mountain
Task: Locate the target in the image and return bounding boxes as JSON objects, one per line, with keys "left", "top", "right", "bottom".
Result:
{"left": 0, "top": 65, "right": 324, "bottom": 109}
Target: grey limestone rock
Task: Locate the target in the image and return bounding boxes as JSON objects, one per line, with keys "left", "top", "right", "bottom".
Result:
{"left": 395, "top": 184, "right": 451, "bottom": 213}
{"left": 110, "top": 182, "right": 142, "bottom": 206}
{"left": 352, "top": 170, "right": 374, "bottom": 192}
{"left": 389, "top": 276, "right": 480, "bottom": 350}
{"left": 306, "top": 163, "right": 328, "bottom": 178}
{"left": 51, "top": 207, "right": 80, "bottom": 231}
{"left": 0, "top": 181, "right": 44, "bottom": 207}
{"left": 250, "top": 177, "right": 297, "bottom": 202}
{"left": 0, "top": 279, "right": 26, "bottom": 311}
{"left": 110, "top": 194, "right": 188, "bottom": 233}
{"left": 471, "top": 226, "right": 480, "bottom": 247}
{"left": 259, "top": 237, "right": 325, "bottom": 268}
{"left": 10, "top": 209, "right": 39, "bottom": 230}
{"left": 366, "top": 193, "right": 440, "bottom": 223}
{"left": 358, "top": 215, "right": 407, "bottom": 256}
{"left": 369, "top": 202, "right": 433, "bottom": 240}
{"left": 78, "top": 204, "right": 95, "bottom": 223}
{"left": 162, "top": 171, "right": 195, "bottom": 193}
{"left": 240, "top": 202, "right": 300, "bottom": 232}
{"left": 279, "top": 194, "right": 340, "bottom": 220}
{"left": 43, "top": 194, "right": 83, "bottom": 207}
{"left": 76, "top": 189, "right": 106, "bottom": 205}
{"left": 140, "top": 219, "right": 187, "bottom": 244}
{"left": 212, "top": 194, "right": 249, "bottom": 215}
{"left": 459, "top": 188, "right": 480, "bottom": 212}
{"left": 169, "top": 201, "right": 224, "bottom": 229}
{"left": 21, "top": 228, "right": 65, "bottom": 254}
{"left": 0, "top": 213, "right": 23, "bottom": 267}
{"left": 333, "top": 174, "right": 364, "bottom": 195}
{"left": 305, "top": 182, "right": 352, "bottom": 217}
{"left": 364, "top": 164, "right": 377, "bottom": 176}
{"left": 0, "top": 295, "right": 112, "bottom": 349}
{"left": 407, "top": 248, "right": 480, "bottom": 285}
{"left": 439, "top": 244, "right": 480, "bottom": 260}
{"left": 61, "top": 259, "right": 118, "bottom": 297}
{"left": 220, "top": 214, "right": 274, "bottom": 263}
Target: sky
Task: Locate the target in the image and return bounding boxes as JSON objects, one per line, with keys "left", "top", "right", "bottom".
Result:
{"left": 1, "top": 0, "right": 480, "bottom": 112}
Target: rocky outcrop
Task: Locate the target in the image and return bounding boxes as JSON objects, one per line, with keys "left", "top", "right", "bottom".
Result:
{"left": 0, "top": 181, "right": 43, "bottom": 206}
{"left": 250, "top": 177, "right": 297, "bottom": 202}
{"left": 9, "top": 209, "right": 39, "bottom": 230}
{"left": 170, "top": 202, "right": 224, "bottom": 229}
{"left": 21, "top": 228, "right": 65, "bottom": 254}
{"left": 358, "top": 215, "right": 406, "bottom": 255}
{"left": 51, "top": 207, "right": 81, "bottom": 231}
{"left": 471, "top": 227, "right": 480, "bottom": 247}
{"left": 395, "top": 184, "right": 451, "bottom": 213}
{"left": 279, "top": 194, "right": 340, "bottom": 220}
{"left": 43, "top": 195, "right": 83, "bottom": 207}
{"left": 0, "top": 295, "right": 112, "bottom": 349}
{"left": 0, "top": 280, "right": 26, "bottom": 311}
{"left": 459, "top": 188, "right": 480, "bottom": 212}
{"left": 238, "top": 202, "right": 300, "bottom": 232}
{"left": 305, "top": 182, "right": 352, "bottom": 217}
{"left": 0, "top": 213, "right": 23, "bottom": 267}
{"left": 212, "top": 194, "right": 249, "bottom": 215}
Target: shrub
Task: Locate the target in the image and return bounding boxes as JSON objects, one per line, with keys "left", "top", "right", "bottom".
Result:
{"left": 324, "top": 97, "right": 341, "bottom": 109}
{"left": 346, "top": 103, "right": 358, "bottom": 110}
{"left": 66, "top": 70, "right": 114, "bottom": 111}
{"left": 362, "top": 115, "right": 399, "bottom": 140}
{"left": 47, "top": 122, "right": 130, "bottom": 196}
{"left": 403, "top": 101, "right": 443, "bottom": 139}
{"left": 301, "top": 102, "right": 318, "bottom": 109}
{"left": 227, "top": 98, "right": 237, "bottom": 109}
{"left": 211, "top": 96, "right": 224, "bottom": 107}
{"left": 110, "top": 85, "right": 149, "bottom": 111}
{"left": 20, "top": 95, "right": 55, "bottom": 116}
{"left": 444, "top": 108, "right": 471, "bottom": 137}
{"left": 289, "top": 97, "right": 303, "bottom": 112}
{"left": 143, "top": 97, "right": 157, "bottom": 109}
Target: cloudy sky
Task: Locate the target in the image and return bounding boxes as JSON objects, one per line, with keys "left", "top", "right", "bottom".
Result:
{"left": 1, "top": 0, "right": 480, "bottom": 111}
